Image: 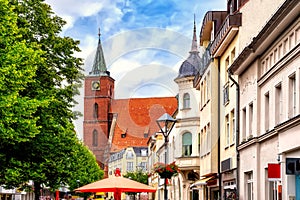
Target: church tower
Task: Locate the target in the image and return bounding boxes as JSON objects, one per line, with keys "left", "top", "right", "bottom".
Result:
{"left": 83, "top": 30, "right": 114, "bottom": 173}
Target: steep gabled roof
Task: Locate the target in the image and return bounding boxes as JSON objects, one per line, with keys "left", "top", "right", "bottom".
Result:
{"left": 110, "top": 97, "right": 178, "bottom": 152}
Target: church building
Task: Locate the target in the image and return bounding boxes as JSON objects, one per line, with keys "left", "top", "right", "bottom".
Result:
{"left": 83, "top": 31, "right": 178, "bottom": 177}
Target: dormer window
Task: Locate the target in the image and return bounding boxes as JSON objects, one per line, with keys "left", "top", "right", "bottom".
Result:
{"left": 121, "top": 128, "right": 127, "bottom": 138}
{"left": 141, "top": 149, "right": 147, "bottom": 157}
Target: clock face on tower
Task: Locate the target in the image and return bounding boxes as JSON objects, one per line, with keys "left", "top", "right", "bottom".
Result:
{"left": 91, "top": 81, "right": 100, "bottom": 90}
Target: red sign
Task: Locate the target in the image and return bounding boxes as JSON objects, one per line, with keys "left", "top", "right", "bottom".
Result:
{"left": 268, "top": 163, "right": 281, "bottom": 179}
{"left": 114, "top": 168, "right": 121, "bottom": 177}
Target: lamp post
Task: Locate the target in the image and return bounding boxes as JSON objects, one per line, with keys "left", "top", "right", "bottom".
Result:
{"left": 156, "top": 113, "right": 176, "bottom": 200}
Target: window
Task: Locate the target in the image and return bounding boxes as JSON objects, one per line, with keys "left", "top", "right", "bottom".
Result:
{"left": 183, "top": 93, "right": 190, "bottom": 109}
{"left": 198, "top": 132, "right": 201, "bottom": 154}
{"left": 225, "top": 115, "right": 230, "bottom": 146}
{"left": 207, "top": 124, "right": 211, "bottom": 154}
{"left": 126, "top": 151, "right": 134, "bottom": 159}
{"left": 225, "top": 57, "right": 229, "bottom": 83}
{"left": 242, "top": 107, "right": 246, "bottom": 142}
{"left": 223, "top": 84, "right": 229, "bottom": 105}
{"left": 92, "top": 129, "right": 98, "bottom": 146}
{"left": 230, "top": 109, "right": 235, "bottom": 144}
{"left": 93, "top": 103, "right": 98, "bottom": 118}
{"left": 139, "top": 162, "right": 147, "bottom": 171}
{"left": 264, "top": 93, "right": 269, "bottom": 131}
{"left": 204, "top": 77, "right": 207, "bottom": 103}
{"left": 182, "top": 132, "right": 192, "bottom": 156}
{"left": 265, "top": 169, "right": 278, "bottom": 200}
{"left": 201, "top": 82, "right": 204, "bottom": 107}
{"left": 231, "top": 48, "right": 236, "bottom": 64}
{"left": 127, "top": 162, "right": 134, "bottom": 172}
{"left": 228, "top": 0, "right": 238, "bottom": 14}
{"left": 204, "top": 126, "right": 207, "bottom": 154}
{"left": 141, "top": 149, "right": 147, "bottom": 157}
{"left": 289, "top": 73, "right": 296, "bottom": 118}
{"left": 249, "top": 103, "right": 253, "bottom": 137}
{"left": 275, "top": 84, "right": 282, "bottom": 125}
{"left": 207, "top": 71, "right": 211, "bottom": 99}
{"left": 246, "top": 172, "right": 254, "bottom": 200}
{"left": 200, "top": 129, "right": 204, "bottom": 157}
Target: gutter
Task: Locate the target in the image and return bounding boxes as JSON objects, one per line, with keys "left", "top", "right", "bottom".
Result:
{"left": 217, "top": 57, "right": 222, "bottom": 198}
{"left": 228, "top": 70, "right": 240, "bottom": 199}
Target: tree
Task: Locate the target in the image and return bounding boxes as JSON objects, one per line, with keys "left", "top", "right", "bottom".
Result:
{"left": 123, "top": 170, "right": 149, "bottom": 199}
{"left": 0, "top": 0, "right": 103, "bottom": 199}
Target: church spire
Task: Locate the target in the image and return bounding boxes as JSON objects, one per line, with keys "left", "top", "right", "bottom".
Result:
{"left": 190, "top": 14, "right": 198, "bottom": 53}
{"left": 89, "top": 28, "right": 109, "bottom": 76}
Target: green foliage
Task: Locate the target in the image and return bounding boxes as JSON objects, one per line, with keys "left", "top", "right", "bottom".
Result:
{"left": 0, "top": 0, "right": 44, "bottom": 145}
{"left": 123, "top": 170, "right": 148, "bottom": 185}
{"left": 123, "top": 170, "right": 149, "bottom": 196}
{"left": 0, "top": 0, "right": 103, "bottom": 198}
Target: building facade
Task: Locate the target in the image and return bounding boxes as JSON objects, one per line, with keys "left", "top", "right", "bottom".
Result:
{"left": 230, "top": 1, "right": 300, "bottom": 199}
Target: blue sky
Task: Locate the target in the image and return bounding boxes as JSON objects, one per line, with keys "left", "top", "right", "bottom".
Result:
{"left": 44, "top": 0, "right": 226, "bottom": 137}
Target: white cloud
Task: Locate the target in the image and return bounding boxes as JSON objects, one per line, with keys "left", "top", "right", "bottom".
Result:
{"left": 44, "top": 0, "right": 226, "bottom": 137}
{"left": 45, "top": 0, "right": 123, "bottom": 33}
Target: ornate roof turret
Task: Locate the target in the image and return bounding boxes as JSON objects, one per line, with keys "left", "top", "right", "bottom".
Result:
{"left": 176, "top": 16, "right": 201, "bottom": 79}
{"left": 89, "top": 28, "right": 110, "bottom": 76}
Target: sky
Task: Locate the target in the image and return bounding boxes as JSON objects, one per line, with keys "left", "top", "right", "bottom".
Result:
{"left": 44, "top": 0, "right": 226, "bottom": 138}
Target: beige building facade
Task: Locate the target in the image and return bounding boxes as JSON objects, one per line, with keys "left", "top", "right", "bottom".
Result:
{"left": 230, "top": 1, "right": 300, "bottom": 199}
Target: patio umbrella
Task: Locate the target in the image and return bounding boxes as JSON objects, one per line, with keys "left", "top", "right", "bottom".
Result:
{"left": 75, "top": 176, "right": 156, "bottom": 200}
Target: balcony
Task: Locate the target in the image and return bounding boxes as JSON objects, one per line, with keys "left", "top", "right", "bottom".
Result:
{"left": 211, "top": 13, "right": 242, "bottom": 57}
{"left": 176, "top": 156, "right": 200, "bottom": 171}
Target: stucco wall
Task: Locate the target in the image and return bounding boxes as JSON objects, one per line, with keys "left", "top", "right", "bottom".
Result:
{"left": 239, "top": 0, "right": 286, "bottom": 52}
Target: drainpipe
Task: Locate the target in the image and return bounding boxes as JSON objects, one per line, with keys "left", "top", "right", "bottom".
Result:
{"left": 217, "top": 57, "right": 222, "bottom": 199}
{"left": 228, "top": 69, "right": 240, "bottom": 199}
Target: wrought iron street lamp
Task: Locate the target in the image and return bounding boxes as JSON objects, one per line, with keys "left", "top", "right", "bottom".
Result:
{"left": 156, "top": 113, "right": 176, "bottom": 200}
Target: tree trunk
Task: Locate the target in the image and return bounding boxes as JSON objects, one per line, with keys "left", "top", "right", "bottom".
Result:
{"left": 34, "top": 182, "right": 41, "bottom": 200}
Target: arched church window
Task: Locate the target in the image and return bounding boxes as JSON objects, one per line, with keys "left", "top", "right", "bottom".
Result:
{"left": 92, "top": 129, "right": 98, "bottom": 146}
{"left": 183, "top": 93, "right": 190, "bottom": 109}
{"left": 93, "top": 103, "right": 98, "bottom": 118}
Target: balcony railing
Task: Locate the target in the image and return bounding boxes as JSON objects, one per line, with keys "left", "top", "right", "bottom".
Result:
{"left": 211, "top": 13, "right": 242, "bottom": 56}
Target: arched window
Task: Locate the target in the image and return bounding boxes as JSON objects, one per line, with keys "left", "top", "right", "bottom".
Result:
{"left": 183, "top": 93, "right": 190, "bottom": 109}
{"left": 93, "top": 103, "right": 98, "bottom": 118}
{"left": 182, "top": 132, "right": 192, "bottom": 156}
{"left": 92, "top": 129, "right": 98, "bottom": 146}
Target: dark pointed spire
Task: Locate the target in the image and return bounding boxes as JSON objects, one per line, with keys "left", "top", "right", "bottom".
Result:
{"left": 89, "top": 28, "right": 109, "bottom": 76}
{"left": 175, "top": 15, "right": 201, "bottom": 79}
{"left": 190, "top": 14, "right": 198, "bottom": 53}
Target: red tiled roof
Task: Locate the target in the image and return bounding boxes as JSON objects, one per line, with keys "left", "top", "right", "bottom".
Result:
{"left": 110, "top": 97, "right": 177, "bottom": 152}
